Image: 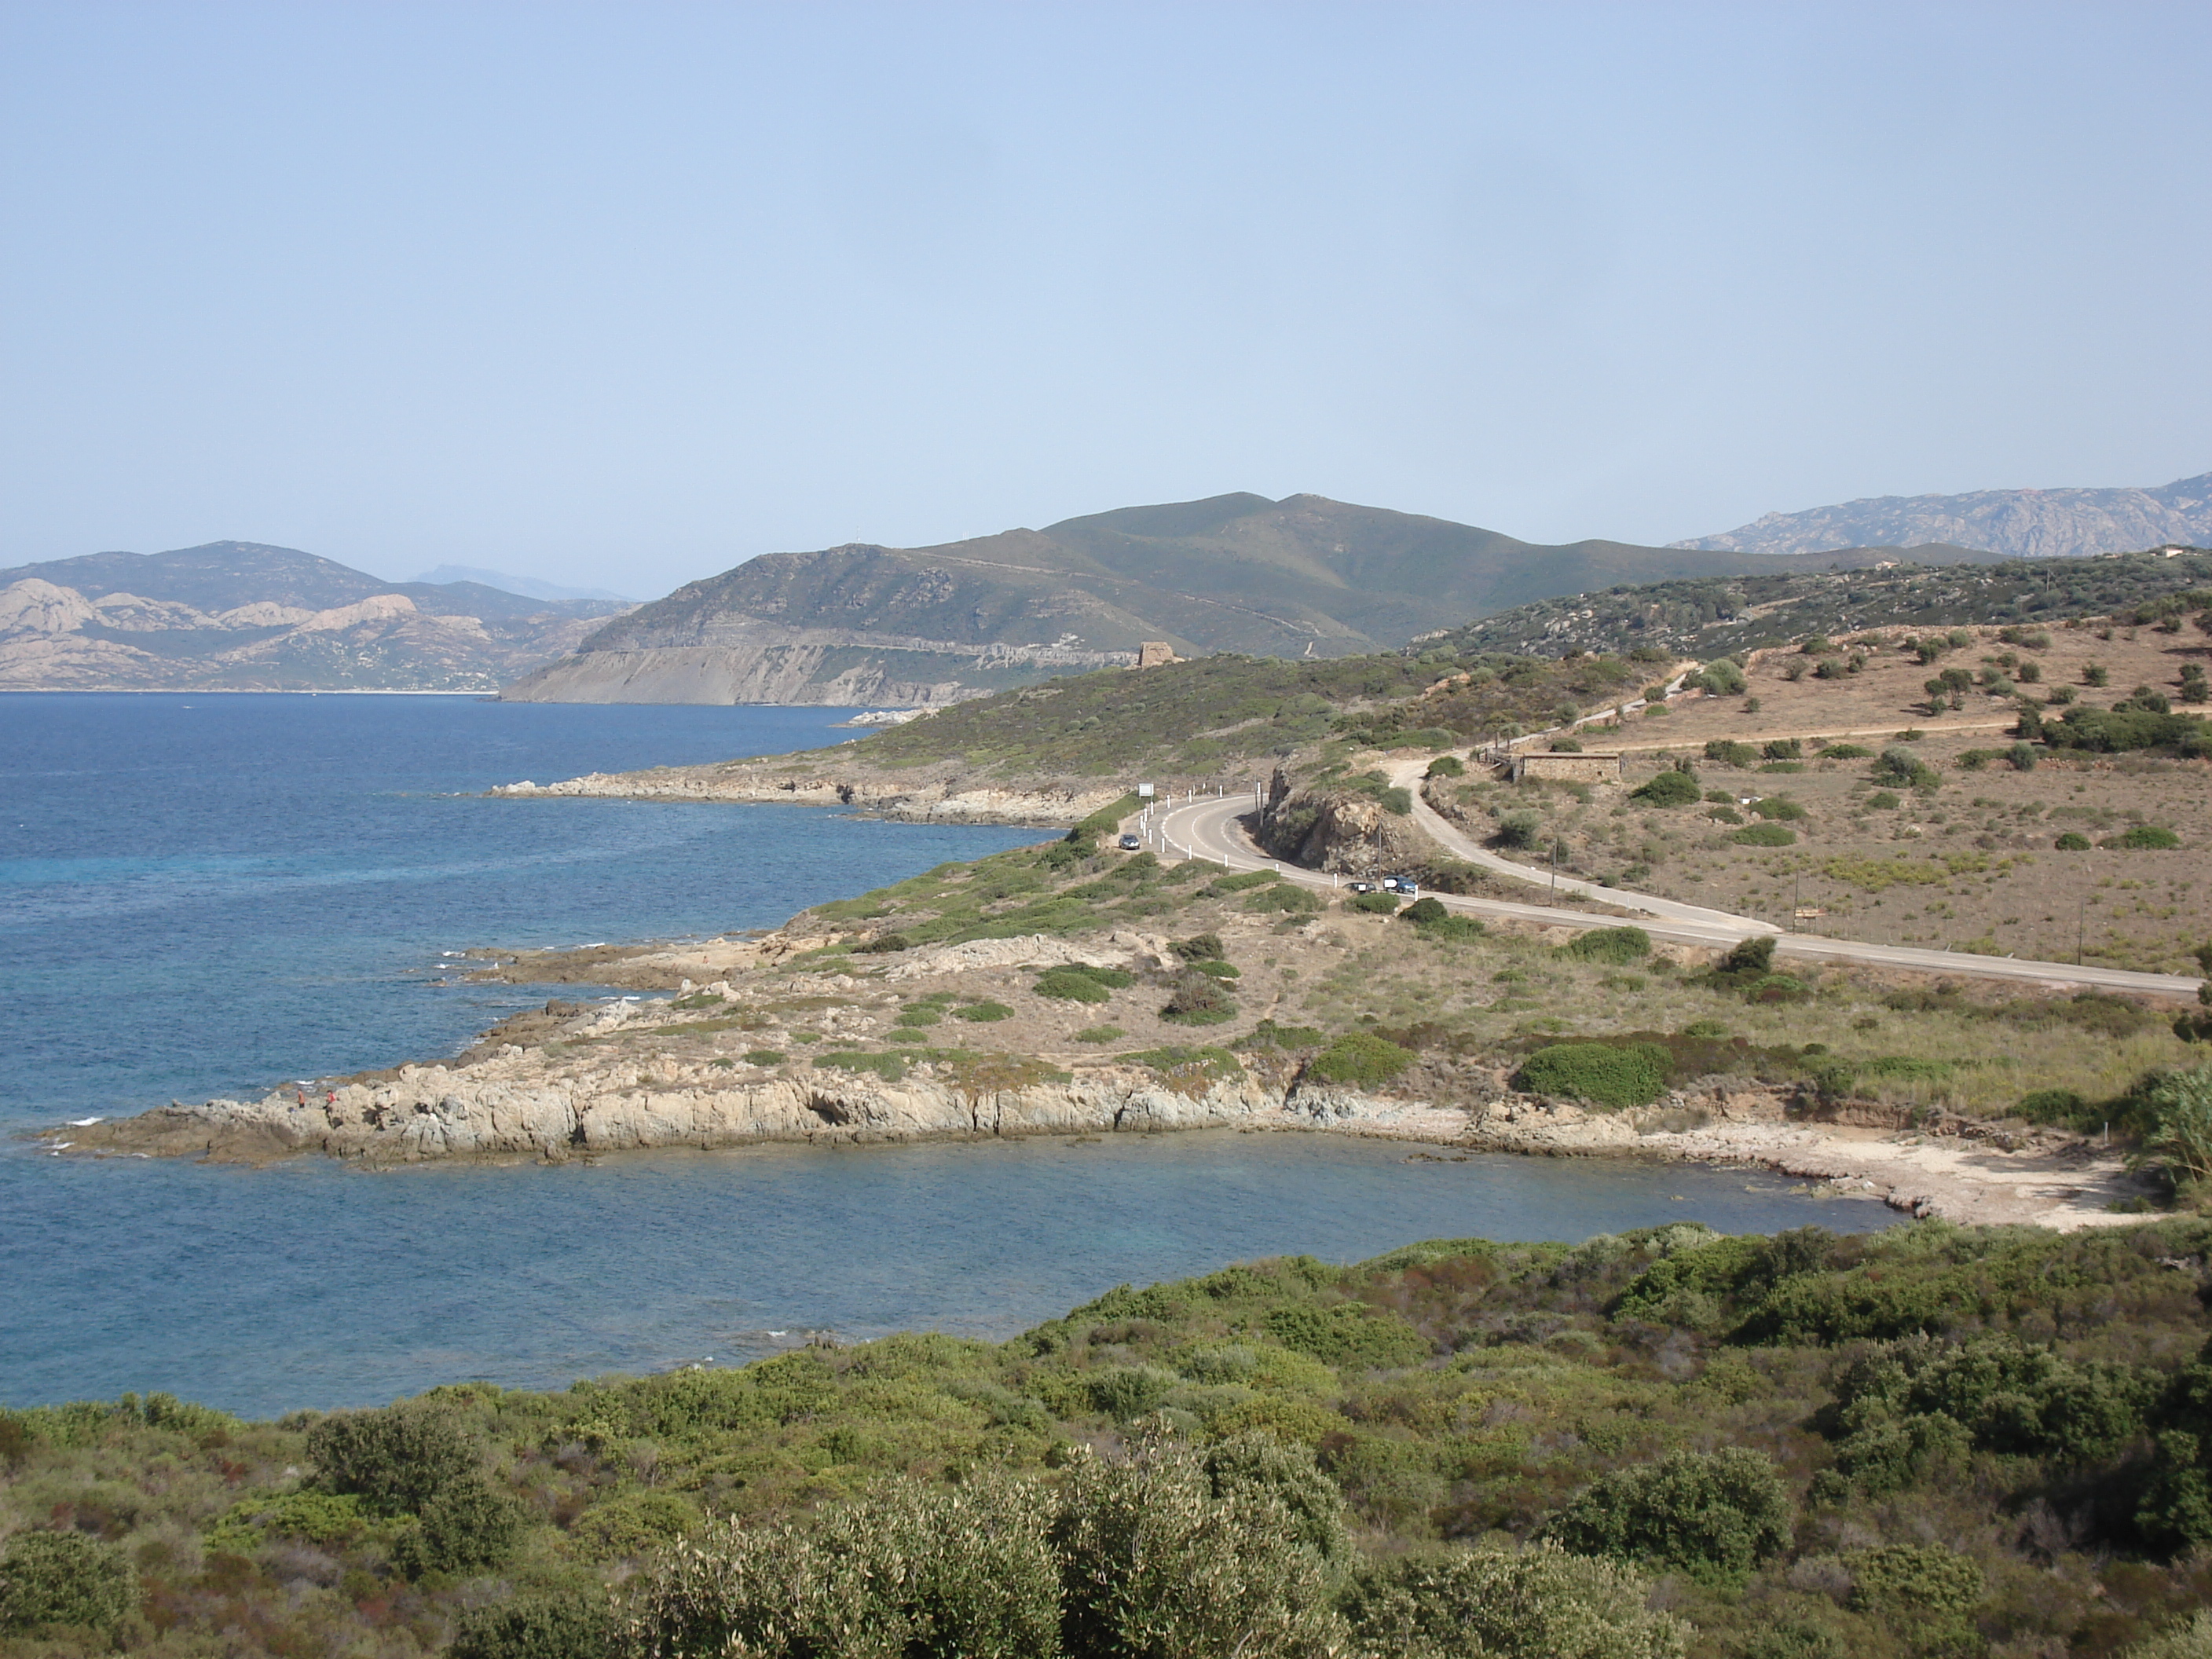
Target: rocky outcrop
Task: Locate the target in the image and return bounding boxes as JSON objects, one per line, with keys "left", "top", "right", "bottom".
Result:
{"left": 1255, "top": 772, "right": 1434, "bottom": 873}
{"left": 489, "top": 761, "right": 1123, "bottom": 826}
{"left": 57, "top": 1060, "right": 1472, "bottom": 1166}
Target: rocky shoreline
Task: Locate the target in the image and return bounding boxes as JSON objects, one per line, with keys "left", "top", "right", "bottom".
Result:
{"left": 489, "top": 759, "right": 1121, "bottom": 826}
{"left": 44, "top": 974, "right": 2138, "bottom": 1232}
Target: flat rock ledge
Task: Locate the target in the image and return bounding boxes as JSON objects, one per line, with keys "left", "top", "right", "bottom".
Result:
{"left": 47, "top": 1070, "right": 1476, "bottom": 1166}
{"left": 489, "top": 767, "right": 1122, "bottom": 827}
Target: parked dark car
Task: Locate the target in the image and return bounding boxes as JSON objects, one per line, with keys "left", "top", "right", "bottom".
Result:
{"left": 1118, "top": 833, "right": 1143, "bottom": 850}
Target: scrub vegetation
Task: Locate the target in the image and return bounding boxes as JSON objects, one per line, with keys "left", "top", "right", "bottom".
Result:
{"left": 12, "top": 1223, "right": 2212, "bottom": 1656}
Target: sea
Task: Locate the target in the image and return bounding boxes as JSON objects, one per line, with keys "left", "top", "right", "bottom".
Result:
{"left": 1, "top": 694, "right": 1889, "bottom": 1419}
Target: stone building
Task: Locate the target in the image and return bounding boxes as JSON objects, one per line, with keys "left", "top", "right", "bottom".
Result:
{"left": 1509, "top": 750, "right": 1623, "bottom": 784}
{"left": 1136, "top": 641, "right": 1177, "bottom": 668}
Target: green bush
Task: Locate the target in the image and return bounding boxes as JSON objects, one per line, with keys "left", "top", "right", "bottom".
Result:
{"left": 895, "top": 1005, "right": 942, "bottom": 1027}
{"left": 1162, "top": 970, "right": 1236, "bottom": 1025}
{"left": 1342, "top": 1544, "right": 1688, "bottom": 1659}
{"left": 1170, "top": 932, "right": 1226, "bottom": 962}
{"left": 1695, "top": 659, "right": 1748, "bottom": 696}
{"left": 1820, "top": 743, "right": 1872, "bottom": 760}
{"left": 1413, "top": 912, "right": 1486, "bottom": 941}
{"left": 0, "top": 1531, "right": 135, "bottom": 1634}
{"left": 1306, "top": 1032, "right": 1417, "bottom": 1087}
{"left": 1035, "top": 966, "right": 1125, "bottom": 1003}
{"left": 569, "top": 1491, "right": 702, "bottom": 1562}
{"left": 1866, "top": 790, "right": 1900, "bottom": 810}
{"left": 1562, "top": 926, "right": 1652, "bottom": 965}
{"left": 391, "top": 1474, "right": 521, "bottom": 1578}
{"left": 1349, "top": 891, "right": 1401, "bottom": 915}
{"left": 1514, "top": 1042, "right": 1671, "bottom": 1109}
{"left": 628, "top": 1473, "right": 1062, "bottom": 1659}
{"left": 1495, "top": 810, "right": 1543, "bottom": 849}
{"left": 1630, "top": 769, "right": 1700, "bottom": 807}
{"left": 1870, "top": 747, "right": 1939, "bottom": 789}
{"left": 1424, "top": 755, "right": 1465, "bottom": 778}
{"left": 307, "top": 1402, "right": 478, "bottom": 1514}
{"left": 1824, "top": 1334, "right": 2152, "bottom": 1474}
{"left": 2054, "top": 832, "right": 2091, "bottom": 851}
{"left": 205, "top": 1489, "right": 368, "bottom": 1553}
{"left": 1846, "top": 1543, "right": 1983, "bottom": 1618}
{"left": 450, "top": 1586, "right": 616, "bottom": 1659}
{"left": 1400, "top": 896, "right": 1448, "bottom": 925}
{"left": 1380, "top": 786, "right": 1414, "bottom": 816}
{"left": 2109, "top": 824, "right": 2182, "bottom": 849}
{"left": 1263, "top": 1304, "right": 1427, "bottom": 1371}
{"left": 1732, "top": 823, "right": 1797, "bottom": 847}
{"left": 1551, "top": 737, "right": 1583, "bottom": 753}
{"left": 1749, "top": 797, "right": 1806, "bottom": 821}
{"left": 1543, "top": 1448, "right": 1792, "bottom": 1584}
{"left": 1074, "top": 1024, "right": 1125, "bottom": 1044}
{"left": 1704, "top": 740, "right": 1759, "bottom": 767}
{"left": 1085, "top": 1364, "right": 1181, "bottom": 1419}
{"left": 954, "top": 1000, "right": 1014, "bottom": 1023}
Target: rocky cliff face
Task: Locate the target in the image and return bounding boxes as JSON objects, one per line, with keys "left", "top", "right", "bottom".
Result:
{"left": 0, "top": 542, "right": 625, "bottom": 691}
{"left": 1675, "top": 472, "right": 2212, "bottom": 559}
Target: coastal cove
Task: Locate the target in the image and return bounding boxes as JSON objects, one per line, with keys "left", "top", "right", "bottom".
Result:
{"left": 0, "top": 695, "right": 1905, "bottom": 1418}
{"left": 2, "top": 1131, "right": 1885, "bottom": 1419}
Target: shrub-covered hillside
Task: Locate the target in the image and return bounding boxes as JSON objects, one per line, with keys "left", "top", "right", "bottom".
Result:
{"left": 8, "top": 1222, "right": 2212, "bottom": 1656}
{"left": 786, "top": 648, "right": 1658, "bottom": 783}
{"left": 1443, "top": 550, "right": 2212, "bottom": 661}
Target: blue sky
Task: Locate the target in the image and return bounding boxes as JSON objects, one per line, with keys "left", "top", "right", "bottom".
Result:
{"left": 3, "top": 2, "right": 2207, "bottom": 598}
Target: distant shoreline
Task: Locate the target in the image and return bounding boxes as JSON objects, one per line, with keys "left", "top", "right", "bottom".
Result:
{"left": 0, "top": 686, "right": 493, "bottom": 696}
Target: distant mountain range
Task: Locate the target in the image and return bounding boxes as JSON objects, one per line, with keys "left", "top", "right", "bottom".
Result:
{"left": 1675, "top": 471, "right": 2211, "bottom": 559}
{"left": 0, "top": 542, "right": 630, "bottom": 693}
{"left": 502, "top": 492, "right": 1991, "bottom": 706}
{"left": 408, "top": 564, "right": 634, "bottom": 604}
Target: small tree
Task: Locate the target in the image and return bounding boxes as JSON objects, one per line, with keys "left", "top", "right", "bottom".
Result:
{"left": 2144, "top": 1065, "right": 2212, "bottom": 1186}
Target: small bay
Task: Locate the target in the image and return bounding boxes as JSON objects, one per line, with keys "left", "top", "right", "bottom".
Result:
{"left": 1, "top": 694, "right": 1888, "bottom": 1416}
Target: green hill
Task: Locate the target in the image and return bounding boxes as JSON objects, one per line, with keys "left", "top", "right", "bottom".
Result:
{"left": 500, "top": 493, "right": 2005, "bottom": 706}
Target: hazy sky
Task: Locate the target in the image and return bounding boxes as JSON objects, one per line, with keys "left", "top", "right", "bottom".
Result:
{"left": 4, "top": 2, "right": 2207, "bottom": 598}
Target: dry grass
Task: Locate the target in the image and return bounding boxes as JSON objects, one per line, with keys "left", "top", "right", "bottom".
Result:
{"left": 1463, "top": 622, "right": 2212, "bottom": 974}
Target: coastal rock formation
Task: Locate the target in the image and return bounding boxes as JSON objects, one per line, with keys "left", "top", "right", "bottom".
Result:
{"left": 62, "top": 1061, "right": 1470, "bottom": 1165}
{"left": 489, "top": 762, "right": 1123, "bottom": 826}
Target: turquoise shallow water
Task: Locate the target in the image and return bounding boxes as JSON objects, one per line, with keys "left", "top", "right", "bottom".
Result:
{"left": 0, "top": 694, "right": 1890, "bottom": 1418}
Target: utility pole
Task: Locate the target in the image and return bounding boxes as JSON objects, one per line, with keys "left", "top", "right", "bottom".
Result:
{"left": 2078, "top": 894, "right": 2085, "bottom": 966}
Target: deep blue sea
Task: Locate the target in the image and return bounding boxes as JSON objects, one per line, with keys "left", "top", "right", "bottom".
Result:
{"left": 1, "top": 694, "right": 1889, "bottom": 1419}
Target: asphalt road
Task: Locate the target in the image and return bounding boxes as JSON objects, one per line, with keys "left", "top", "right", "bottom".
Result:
{"left": 1146, "top": 787, "right": 2203, "bottom": 1002}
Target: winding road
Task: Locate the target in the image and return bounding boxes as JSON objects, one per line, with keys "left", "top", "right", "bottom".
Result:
{"left": 1144, "top": 778, "right": 2203, "bottom": 1002}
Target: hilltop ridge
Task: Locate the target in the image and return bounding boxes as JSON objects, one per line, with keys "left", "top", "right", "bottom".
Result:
{"left": 502, "top": 492, "right": 1994, "bottom": 707}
